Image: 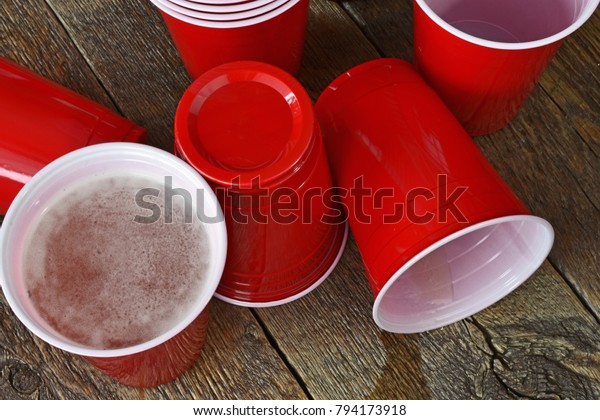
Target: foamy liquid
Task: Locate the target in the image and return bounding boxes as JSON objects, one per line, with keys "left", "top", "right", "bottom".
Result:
{"left": 23, "top": 174, "right": 210, "bottom": 350}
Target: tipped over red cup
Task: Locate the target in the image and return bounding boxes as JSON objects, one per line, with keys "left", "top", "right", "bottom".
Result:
{"left": 0, "top": 57, "right": 146, "bottom": 215}
{"left": 316, "top": 59, "right": 554, "bottom": 333}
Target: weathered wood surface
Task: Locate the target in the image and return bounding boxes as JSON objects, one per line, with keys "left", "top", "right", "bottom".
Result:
{"left": 0, "top": 0, "right": 598, "bottom": 399}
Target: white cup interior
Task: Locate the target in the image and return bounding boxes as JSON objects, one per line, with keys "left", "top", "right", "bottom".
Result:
{"left": 373, "top": 215, "right": 554, "bottom": 333}
{"left": 0, "top": 143, "right": 227, "bottom": 357}
{"left": 418, "top": 0, "right": 599, "bottom": 48}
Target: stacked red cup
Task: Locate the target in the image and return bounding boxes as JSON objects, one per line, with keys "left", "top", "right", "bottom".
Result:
{"left": 148, "top": 0, "right": 310, "bottom": 79}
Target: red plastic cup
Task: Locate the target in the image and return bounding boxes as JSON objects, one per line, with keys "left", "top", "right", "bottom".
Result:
{"left": 0, "top": 144, "right": 227, "bottom": 387}
{"left": 413, "top": 0, "right": 599, "bottom": 135}
{"left": 316, "top": 59, "right": 554, "bottom": 333}
{"left": 150, "top": 0, "right": 309, "bottom": 79}
{"left": 175, "top": 61, "right": 347, "bottom": 307}
{"left": 0, "top": 57, "right": 146, "bottom": 215}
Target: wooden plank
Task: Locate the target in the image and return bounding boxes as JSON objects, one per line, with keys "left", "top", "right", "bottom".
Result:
{"left": 337, "top": 0, "right": 600, "bottom": 320}
{"left": 256, "top": 246, "right": 600, "bottom": 399}
{"left": 1, "top": 298, "right": 307, "bottom": 399}
{"left": 2, "top": 0, "right": 598, "bottom": 400}
{"left": 295, "top": 0, "right": 380, "bottom": 97}
{"left": 468, "top": 263, "right": 600, "bottom": 399}
{"left": 339, "top": 0, "right": 414, "bottom": 61}
{"left": 252, "top": 0, "right": 600, "bottom": 399}
{"left": 538, "top": 10, "right": 600, "bottom": 155}
{"left": 43, "top": 0, "right": 191, "bottom": 151}
{"left": 0, "top": 0, "right": 306, "bottom": 399}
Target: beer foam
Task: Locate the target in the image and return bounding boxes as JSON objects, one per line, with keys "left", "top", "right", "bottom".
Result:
{"left": 23, "top": 174, "right": 210, "bottom": 350}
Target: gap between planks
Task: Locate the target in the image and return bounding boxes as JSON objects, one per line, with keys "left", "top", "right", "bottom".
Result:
{"left": 42, "top": 0, "right": 127, "bottom": 118}
{"left": 250, "top": 309, "right": 314, "bottom": 399}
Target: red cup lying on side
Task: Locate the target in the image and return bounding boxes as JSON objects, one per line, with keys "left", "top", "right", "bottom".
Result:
{"left": 316, "top": 59, "right": 554, "bottom": 333}
{"left": 0, "top": 57, "right": 146, "bottom": 215}
{"left": 150, "top": 0, "right": 309, "bottom": 79}
{"left": 0, "top": 144, "right": 227, "bottom": 387}
{"left": 175, "top": 61, "right": 347, "bottom": 306}
{"left": 413, "top": 0, "right": 599, "bottom": 135}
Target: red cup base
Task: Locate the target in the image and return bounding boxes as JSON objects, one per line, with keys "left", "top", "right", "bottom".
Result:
{"left": 215, "top": 222, "right": 348, "bottom": 307}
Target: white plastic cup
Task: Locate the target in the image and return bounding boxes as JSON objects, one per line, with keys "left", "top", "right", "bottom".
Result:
{"left": 0, "top": 143, "right": 227, "bottom": 387}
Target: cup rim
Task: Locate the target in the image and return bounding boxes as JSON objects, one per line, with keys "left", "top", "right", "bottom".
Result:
{"left": 414, "top": 0, "right": 600, "bottom": 50}
{"left": 151, "top": 0, "right": 301, "bottom": 28}
{"left": 0, "top": 143, "right": 228, "bottom": 357}
{"left": 154, "top": 0, "right": 288, "bottom": 21}
{"left": 175, "top": 61, "right": 315, "bottom": 189}
{"left": 372, "top": 215, "right": 554, "bottom": 333}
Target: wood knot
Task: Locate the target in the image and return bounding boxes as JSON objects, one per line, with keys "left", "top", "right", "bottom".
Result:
{"left": 9, "top": 362, "right": 40, "bottom": 395}
{"left": 244, "top": 323, "right": 260, "bottom": 340}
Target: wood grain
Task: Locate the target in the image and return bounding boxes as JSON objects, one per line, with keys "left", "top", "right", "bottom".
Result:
{"left": 469, "top": 263, "right": 600, "bottom": 399}
{"left": 256, "top": 242, "right": 600, "bottom": 399}
{"left": 0, "top": 296, "right": 307, "bottom": 399}
{"left": 539, "top": 10, "right": 600, "bottom": 155}
{"left": 0, "top": 0, "right": 117, "bottom": 110}
{"left": 43, "top": 0, "right": 191, "bottom": 151}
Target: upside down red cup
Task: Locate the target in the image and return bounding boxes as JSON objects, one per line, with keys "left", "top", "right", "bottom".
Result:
{"left": 175, "top": 61, "right": 347, "bottom": 307}
{"left": 413, "top": 0, "right": 599, "bottom": 136}
{"left": 150, "top": 0, "right": 309, "bottom": 79}
{"left": 315, "top": 59, "right": 554, "bottom": 333}
{"left": 0, "top": 57, "right": 146, "bottom": 215}
{"left": 0, "top": 144, "right": 227, "bottom": 387}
